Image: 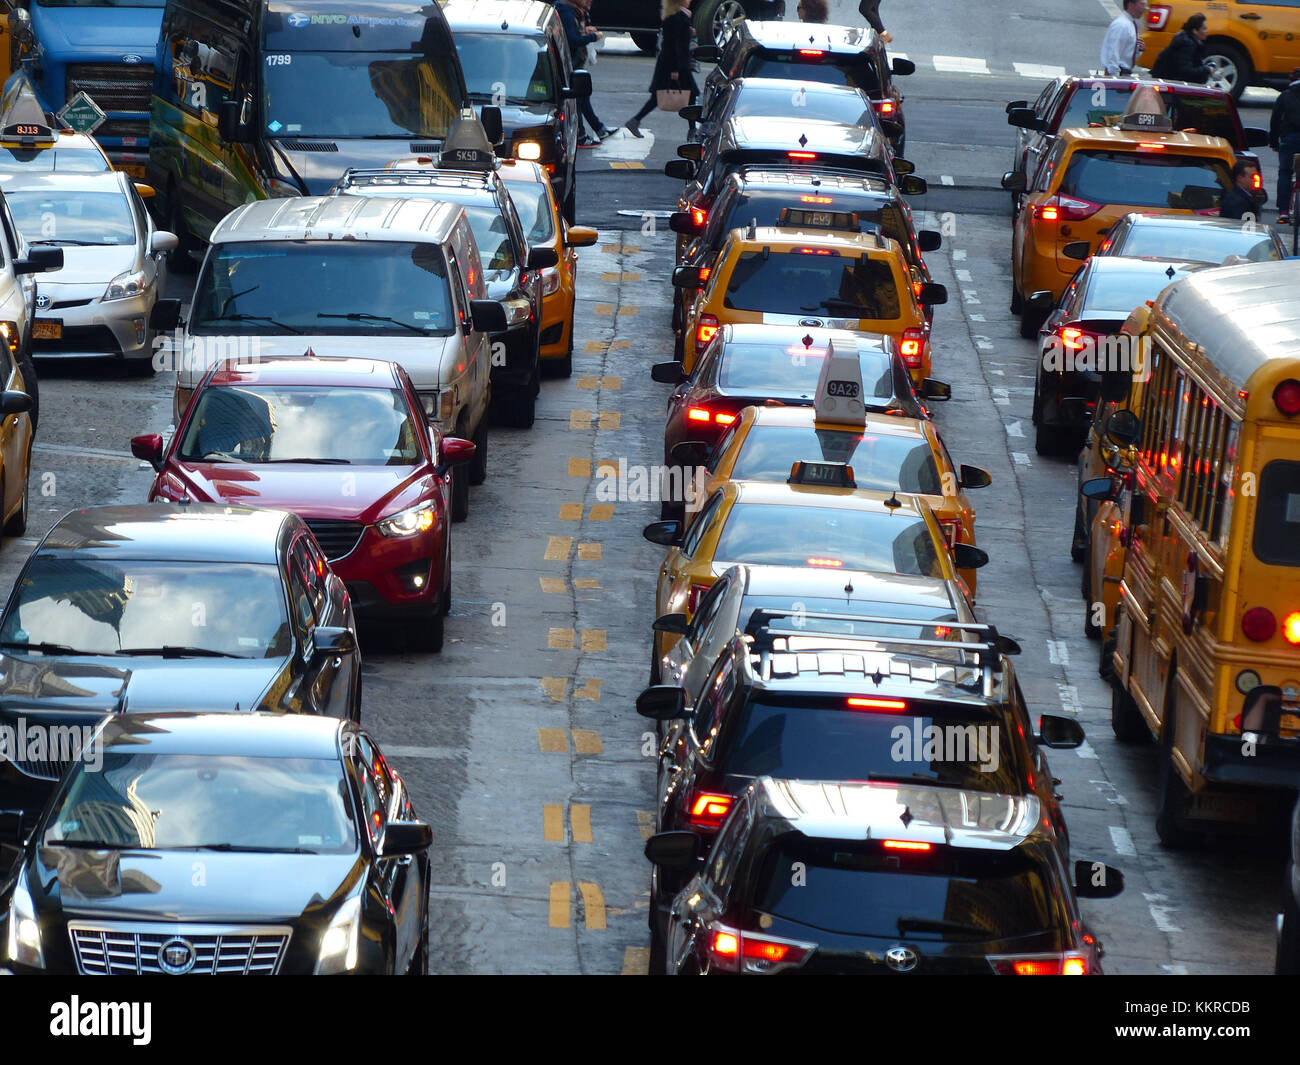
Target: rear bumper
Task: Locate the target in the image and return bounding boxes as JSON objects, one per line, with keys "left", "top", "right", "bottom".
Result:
{"left": 1203, "top": 733, "right": 1300, "bottom": 789}
{"left": 489, "top": 322, "right": 539, "bottom": 389}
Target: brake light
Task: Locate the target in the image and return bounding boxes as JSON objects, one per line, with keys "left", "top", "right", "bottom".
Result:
{"left": 1274, "top": 379, "right": 1300, "bottom": 416}
{"left": 873, "top": 99, "right": 895, "bottom": 115}
{"left": 800, "top": 194, "right": 833, "bottom": 204}
{"left": 990, "top": 953, "right": 1091, "bottom": 975}
{"left": 711, "top": 929, "right": 740, "bottom": 958}
{"left": 1136, "top": 142, "right": 1166, "bottom": 150}
{"left": 706, "top": 923, "right": 815, "bottom": 973}
{"left": 1146, "top": 5, "right": 1169, "bottom": 30}
{"left": 1055, "top": 194, "right": 1100, "bottom": 220}
{"left": 689, "top": 791, "right": 734, "bottom": 828}
{"left": 691, "top": 206, "right": 707, "bottom": 227}
{"left": 1242, "top": 607, "right": 1277, "bottom": 642}
{"left": 1038, "top": 205, "right": 1059, "bottom": 222}
{"left": 1251, "top": 170, "right": 1264, "bottom": 191}
{"left": 847, "top": 697, "right": 908, "bottom": 710}
{"left": 1284, "top": 612, "right": 1300, "bottom": 645}
{"left": 882, "top": 839, "right": 931, "bottom": 851}
{"left": 687, "top": 582, "right": 711, "bottom": 613}
{"left": 788, "top": 151, "right": 818, "bottom": 160}
{"left": 687, "top": 407, "right": 711, "bottom": 422}
{"left": 714, "top": 412, "right": 736, "bottom": 425}
{"left": 696, "top": 313, "right": 719, "bottom": 346}
{"left": 806, "top": 557, "right": 843, "bottom": 567}
{"left": 699, "top": 266, "right": 712, "bottom": 281}
{"left": 798, "top": 48, "right": 824, "bottom": 57}
{"left": 900, "top": 328, "right": 924, "bottom": 368}
{"left": 794, "top": 247, "right": 834, "bottom": 255}
{"left": 1098, "top": 238, "right": 1112, "bottom": 253}
{"left": 1059, "top": 326, "right": 1093, "bottom": 351}
{"left": 685, "top": 405, "right": 733, "bottom": 426}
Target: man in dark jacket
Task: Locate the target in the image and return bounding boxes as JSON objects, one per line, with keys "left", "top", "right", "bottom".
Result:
{"left": 555, "top": 0, "right": 610, "bottom": 143}
{"left": 1220, "top": 160, "right": 1267, "bottom": 221}
{"left": 1149, "top": 14, "right": 1212, "bottom": 83}
{"left": 1272, "top": 67, "right": 1300, "bottom": 223}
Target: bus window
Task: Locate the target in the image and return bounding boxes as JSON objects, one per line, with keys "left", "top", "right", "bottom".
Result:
{"left": 1253, "top": 460, "right": 1300, "bottom": 567}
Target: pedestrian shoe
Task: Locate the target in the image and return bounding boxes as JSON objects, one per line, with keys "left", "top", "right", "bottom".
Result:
{"left": 578, "top": 134, "right": 599, "bottom": 148}
{"left": 595, "top": 126, "right": 614, "bottom": 141}
{"left": 1281, "top": 213, "right": 1292, "bottom": 225}
{"left": 624, "top": 120, "right": 643, "bottom": 138}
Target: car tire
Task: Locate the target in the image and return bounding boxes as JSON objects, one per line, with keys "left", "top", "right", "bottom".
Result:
{"left": 1070, "top": 495, "right": 1088, "bottom": 563}
{"left": 630, "top": 30, "right": 659, "bottom": 55}
{"left": 1019, "top": 303, "right": 1044, "bottom": 339}
{"left": 408, "top": 883, "right": 430, "bottom": 975}
{"left": 1010, "top": 282, "right": 1023, "bottom": 315}
{"left": 124, "top": 355, "right": 157, "bottom": 378}
{"left": 415, "top": 603, "right": 445, "bottom": 653}
{"left": 1277, "top": 870, "right": 1300, "bottom": 975}
{"left": 166, "top": 186, "right": 200, "bottom": 274}
{"left": 1155, "top": 675, "right": 1199, "bottom": 848}
{"left": 3, "top": 446, "right": 30, "bottom": 538}
{"left": 649, "top": 916, "right": 668, "bottom": 975}
{"left": 1203, "top": 39, "right": 1251, "bottom": 102}
{"left": 468, "top": 420, "right": 488, "bottom": 486}
{"left": 497, "top": 364, "right": 539, "bottom": 429}
{"left": 450, "top": 462, "right": 470, "bottom": 523}
{"left": 17, "top": 344, "right": 38, "bottom": 431}
{"left": 563, "top": 181, "right": 577, "bottom": 226}
{"left": 350, "top": 669, "right": 363, "bottom": 724}
{"left": 694, "top": 0, "right": 745, "bottom": 47}
{"left": 649, "top": 644, "right": 662, "bottom": 686}
{"left": 1109, "top": 679, "right": 1145, "bottom": 744}
{"left": 1082, "top": 560, "right": 1101, "bottom": 640}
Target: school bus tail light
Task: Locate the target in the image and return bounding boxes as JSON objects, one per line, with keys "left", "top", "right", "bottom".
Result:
{"left": 1242, "top": 607, "right": 1277, "bottom": 642}
{"left": 1284, "top": 612, "right": 1300, "bottom": 645}
{"left": 1146, "top": 5, "right": 1170, "bottom": 30}
{"left": 1273, "top": 379, "right": 1300, "bottom": 416}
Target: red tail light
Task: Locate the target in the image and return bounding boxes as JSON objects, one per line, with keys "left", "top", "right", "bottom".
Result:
{"left": 696, "top": 313, "right": 719, "bottom": 346}
{"left": 1242, "top": 607, "right": 1277, "bottom": 642}
{"left": 1146, "top": 5, "right": 1170, "bottom": 30}
{"left": 685, "top": 405, "right": 734, "bottom": 426}
{"left": 687, "top": 407, "right": 711, "bottom": 422}
{"left": 1035, "top": 195, "right": 1099, "bottom": 223}
{"left": 1251, "top": 170, "right": 1264, "bottom": 191}
{"left": 1059, "top": 327, "right": 1090, "bottom": 351}
{"left": 873, "top": 99, "right": 895, "bottom": 115}
{"left": 686, "top": 582, "right": 711, "bottom": 613}
{"left": 690, "top": 206, "right": 707, "bottom": 227}
{"left": 1274, "top": 379, "right": 1300, "bottom": 416}
{"left": 847, "top": 696, "right": 907, "bottom": 711}
{"left": 900, "top": 328, "right": 924, "bottom": 368}
{"left": 797, "top": 48, "right": 824, "bottom": 57}
{"left": 699, "top": 266, "right": 712, "bottom": 281}
{"left": 989, "top": 953, "right": 1090, "bottom": 975}
{"left": 881, "top": 839, "right": 931, "bottom": 851}
{"left": 788, "top": 150, "right": 818, "bottom": 160}
{"left": 800, "top": 194, "right": 833, "bottom": 204}
{"left": 705, "top": 922, "right": 815, "bottom": 973}
{"left": 688, "top": 790, "right": 733, "bottom": 828}
{"left": 937, "top": 519, "right": 961, "bottom": 547}
{"left": 710, "top": 928, "right": 740, "bottom": 959}
{"left": 1284, "top": 612, "right": 1300, "bottom": 645}
{"left": 714, "top": 412, "right": 736, "bottom": 425}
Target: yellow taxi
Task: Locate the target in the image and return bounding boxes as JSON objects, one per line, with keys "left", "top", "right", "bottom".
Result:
{"left": 641, "top": 473, "right": 987, "bottom": 660}
{"left": 674, "top": 206, "right": 947, "bottom": 382}
{"left": 694, "top": 338, "right": 990, "bottom": 590}
{"left": 1005, "top": 87, "right": 1238, "bottom": 337}
{"left": 1145, "top": 2, "right": 1300, "bottom": 99}
{"left": 0, "top": 119, "right": 113, "bottom": 174}
{"left": 496, "top": 158, "right": 597, "bottom": 378}
{"left": 0, "top": 355, "right": 34, "bottom": 541}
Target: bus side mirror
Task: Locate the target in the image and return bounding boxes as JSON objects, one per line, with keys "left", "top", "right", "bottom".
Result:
{"left": 1080, "top": 476, "right": 1119, "bottom": 501}
{"left": 917, "top": 229, "right": 941, "bottom": 252}
{"left": 1103, "top": 409, "right": 1140, "bottom": 447}
{"left": 1074, "top": 861, "right": 1125, "bottom": 899}
{"left": 218, "top": 99, "right": 250, "bottom": 143}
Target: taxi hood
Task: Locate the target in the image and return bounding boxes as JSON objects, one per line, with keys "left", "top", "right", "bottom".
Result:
{"left": 33, "top": 244, "right": 138, "bottom": 288}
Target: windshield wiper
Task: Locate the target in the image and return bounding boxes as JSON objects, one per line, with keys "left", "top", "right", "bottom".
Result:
{"left": 0, "top": 640, "right": 97, "bottom": 656}
{"left": 260, "top": 457, "right": 351, "bottom": 464}
{"left": 317, "top": 312, "right": 425, "bottom": 335}
{"left": 897, "top": 916, "right": 988, "bottom": 938}
{"left": 219, "top": 284, "right": 260, "bottom": 317}
{"left": 183, "top": 843, "right": 319, "bottom": 854}
{"left": 30, "top": 238, "right": 106, "bottom": 247}
{"left": 866, "top": 772, "right": 947, "bottom": 787}
{"left": 203, "top": 313, "right": 302, "bottom": 334}
{"left": 44, "top": 840, "right": 129, "bottom": 849}
{"left": 115, "top": 646, "right": 247, "bottom": 659}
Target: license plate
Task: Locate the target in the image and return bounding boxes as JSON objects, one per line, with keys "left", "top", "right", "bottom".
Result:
{"left": 120, "top": 164, "right": 146, "bottom": 179}
{"left": 1189, "top": 791, "right": 1258, "bottom": 823}
{"left": 33, "top": 320, "right": 61, "bottom": 340}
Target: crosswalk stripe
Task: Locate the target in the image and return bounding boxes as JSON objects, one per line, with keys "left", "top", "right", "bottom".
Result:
{"left": 1014, "top": 62, "right": 1068, "bottom": 79}
{"left": 932, "top": 55, "right": 990, "bottom": 75}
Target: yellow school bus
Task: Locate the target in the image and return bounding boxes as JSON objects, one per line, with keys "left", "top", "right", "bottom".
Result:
{"left": 1094, "top": 259, "right": 1300, "bottom": 847}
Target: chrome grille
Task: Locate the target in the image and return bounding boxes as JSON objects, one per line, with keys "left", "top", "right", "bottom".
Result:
{"left": 279, "top": 139, "right": 338, "bottom": 152}
{"left": 305, "top": 519, "right": 364, "bottom": 560}
{"left": 65, "top": 64, "right": 154, "bottom": 113}
{"left": 69, "top": 922, "right": 292, "bottom": 975}
{"left": 409, "top": 142, "right": 441, "bottom": 153}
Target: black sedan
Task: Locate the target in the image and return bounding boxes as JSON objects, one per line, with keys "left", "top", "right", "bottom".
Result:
{"left": 0, "top": 712, "right": 429, "bottom": 975}
{"left": 0, "top": 503, "right": 360, "bottom": 838}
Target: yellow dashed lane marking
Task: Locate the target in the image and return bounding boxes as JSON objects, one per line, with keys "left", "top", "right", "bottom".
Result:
{"left": 569, "top": 409, "right": 593, "bottom": 430}
{"left": 597, "top": 411, "right": 621, "bottom": 430}
{"left": 568, "top": 457, "right": 591, "bottom": 477}
{"left": 585, "top": 339, "right": 634, "bottom": 354}
{"left": 558, "top": 502, "right": 583, "bottom": 521}
{"left": 578, "top": 882, "right": 607, "bottom": 929}
{"left": 589, "top": 504, "right": 614, "bottom": 522}
{"left": 636, "top": 811, "right": 656, "bottom": 841}
{"left": 571, "top": 805, "right": 593, "bottom": 843}
{"left": 601, "top": 243, "right": 640, "bottom": 253}
{"left": 572, "top": 729, "right": 602, "bottom": 754}
{"left": 575, "top": 578, "right": 600, "bottom": 589}
{"left": 622, "top": 946, "right": 650, "bottom": 974}
{"left": 537, "top": 727, "right": 568, "bottom": 751}
{"left": 575, "top": 679, "right": 602, "bottom": 701}
{"left": 577, "top": 542, "right": 602, "bottom": 560}
{"left": 580, "top": 630, "right": 607, "bottom": 652}
{"left": 539, "top": 577, "right": 566, "bottom": 594}
{"left": 593, "top": 304, "right": 639, "bottom": 317}
{"left": 601, "top": 271, "right": 641, "bottom": 283}
{"left": 609, "top": 160, "right": 645, "bottom": 170}
{"left": 601, "top": 376, "right": 622, "bottom": 390}
{"left": 540, "top": 678, "right": 568, "bottom": 702}
{"left": 543, "top": 804, "right": 565, "bottom": 842}
{"left": 596, "top": 459, "right": 619, "bottom": 476}
{"left": 545, "top": 535, "right": 572, "bottom": 560}
{"left": 548, "top": 628, "right": 575, "bottom": 650}
{"left": 549, "top": 882, "right": 570, "bottom": 928}
{"left": 575, "top": 375, "right": 599, "bottom": 388}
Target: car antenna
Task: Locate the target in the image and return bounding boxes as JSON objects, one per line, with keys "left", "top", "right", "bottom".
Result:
{"left": 843, "top": 578, "right": 854, "bottom": 599}
{"left": 883, "top": 491, "right": 902, "bottom": 509}
{"left": 802, "top": 333, "right": 814, "bottom": 348}
{"left": 1165, "top": 265, "right": 1175, "bottom": 279}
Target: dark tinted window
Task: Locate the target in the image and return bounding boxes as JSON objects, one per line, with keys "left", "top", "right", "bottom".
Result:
{"left": 729, "top": 425, "right": 941, "bottom": 494}
{"left": 742, "top": 54, "right": 880, "bottom": 95}
{"left": 719, "top": 189, "right": 913, "bottom": 255}
{"left": 1058, "top": 88, "right": 1239, "bottom": 145}
{"left": 1081, "top": 265, "right": 1192, "bottom": 313}
{"left": 723, "top": 251, "right": 901, "bottom": 320}
{"left": 753, "top": 838, "right": 1061, "bottom": 940}
{"left": 455, "top": 33, "right": 556, "bottom": 103}
{"left": 1059, "top": 150, "right": 1230, "bottom": 211}
{"left": 739, "top": 595, "right": 959, "bottom": 639}
{"left": 1253, "top": 460, "right": 1300, "bottom": 566}
{"left": 730, "top": 83, "right": 876, "bottom": 127}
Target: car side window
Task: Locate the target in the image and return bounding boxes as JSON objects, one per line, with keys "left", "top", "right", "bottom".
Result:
{"left": 0, "top": 198, "right": 19, "bottom": 266}
{"left": 690, "top": 654, "right": 736, "bottom": 758}
{"left": 446, "top": 250, "right": 471, "bottom": 330}
{"left": 354, "top": 732, "right": 393, "bottom": 810}
{"left": 680, "top": 491, "right": 724, "bottom": 557}
{"left": 351, "top": 751, "right": 386, "bottom": 846}
{"left": 689, "top": 578, "right": 729, "bottom": 642}
{"left": 291, "top": 535, "right": 325, "bottom": 617}
{"left": 707, "top": 424, "right": 739, "bottom": 471}
{"left": 1034, "top": 140, "right": 1067, "bottom": 192}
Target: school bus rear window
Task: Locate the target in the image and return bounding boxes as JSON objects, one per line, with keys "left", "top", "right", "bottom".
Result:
{"left": 1253, "top": 460, "right": 1300, "bottom": 567}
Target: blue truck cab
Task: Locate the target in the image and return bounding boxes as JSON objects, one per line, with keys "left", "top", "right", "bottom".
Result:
{"left": 5, "top": 0, "right": 163, "bottom": 175}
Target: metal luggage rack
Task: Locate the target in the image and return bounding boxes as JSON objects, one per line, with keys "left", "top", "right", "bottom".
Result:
{"left": 335, "top": 167, "right": 486, "bottom": 189}
{"left": 742, "top": 610, "right": 1020, "bottom": 699}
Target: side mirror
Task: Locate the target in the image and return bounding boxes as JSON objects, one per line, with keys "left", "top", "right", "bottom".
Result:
{"left": 917, "top": 229, "right": 942, "bottom": 252}
{"left": 150, "top": 298, "right": 182, "bottom": 332}
{"left": 672, "top": 265, "right": 707, "bottom": 290}
{"left": 150, "top": 230, "right": 179, "bottom": 255}
{"left": 952, "top": 543, "right": 989, "bottom": 570}
{"left": 0, "top": 390, "right": 32, "bottom": 417}
{"left": 644, "top": 830, "right": 701, "bottom": 868}
{"left": 470, "top": 299, "right": 508, "bottom": 332}
{"left": 676, "top": 142, "right": 703, "bottom": 161}
{"left": 921, "top": 378, "right": 951, "bottom": 401}
{"left": 898, "top": 175, "right": 927, "bottom": 197}
{"left": 479, "top": 105, "right": 503, "bottom": 145}
{"left": 1000, "top": 170, "right": 1027, "bottom": 194}
{"left": 1244, "top": 126, "right": 1269, "bottom": 148}
{"left": 14, "top": 246, "right": 63, "bottom": 275}
{"left": 959, "top": 464, "right": 991, "bottom": 490}
{"left": 918, "top": 282, "right": 947, "bottom": 306}
{"left": 440, "top": 436, "right": 476, "bottom": 467}
{"left": 8, "top": 8, "right": 34, "bottom": 48}
{"left": 564, "top": 225, "right": 598, "bottom": 248}
{"left": 891, "top": 57, "right": 915, "bottom": 76}
{"left": 651, "top": 361, "right": 686, "bottom": 384}
{"left": 565, "top": 70, "right": 593, "bottom": 98}
{"left": 669, "top": 440, "right": 711, "bottom": 466}
{"left": 1074, "top": 860, "right": 1125, "bottom": 899}
{"left": 665, "top": 159, "right": 696, "bottom": 181}
{"left": 1026, "top": 290, "right": 1053, "bottom": 311}
{"left": 312, "top": 626, "right": 357, "bottom": 657}
{"left": 133, "top": 182, "right": 156, "bottom": 200}
{"left": 642, "top": 519, "right": 682, "bottom": 547}
{"left": 679, "top": 105, "right": 702, "bottom": 123}
{"left": 0, "top": 810, "right": 26, "bottom": 846}
{"left": 130, "top": 432, "right": 165, "bottom": 470}
{"left": 892, "top": 157, "right": 916, "bottom": 176}
{"left": 995, "top": 634, "right": 1022, "bottom": 656}
{"left": 1103, "top": 409, "right": 1141, "bottom": 447}
{"left": 1062, "top": 240, "right": 1090, "bottom": 261}
{"left": 1037, "top": 713, "right": 1085, "bottom": 749}
{"left": 380, "top": 820, "right": 433, "bottom": 858}
{"left": 1005, "top": 99, "right": 1028, "bottom": 114}
{"left": 1080, "top": 476, "right": 1119, "bottom": 501}
{"left": 526, "top": 245, "right": 559, "bottom": 270}
{"left": 636, "top": 684, "right": 689, "bottom": 720}
{"left": 652, "top": 612, "right": 691, "bottom": 636}
{"left": 1006, "top": 106, "right": 1044, "bottom": 132}
{"left": 668, "top": 211, "right": 705, "bottom": 235}
{"left": 693, "top": 45, "right": 720, "bottom": 61}
{"left": 217, "top": 99, "right": 249, "bottom": 143}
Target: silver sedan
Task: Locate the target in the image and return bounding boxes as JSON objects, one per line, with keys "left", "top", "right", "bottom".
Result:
{"left": 0, "top": 169, "right": 177, "bottom": 374}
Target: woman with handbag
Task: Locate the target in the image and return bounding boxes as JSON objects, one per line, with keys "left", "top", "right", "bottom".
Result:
{"left": 623, "top": 0, "right": 698, "bottom": 138}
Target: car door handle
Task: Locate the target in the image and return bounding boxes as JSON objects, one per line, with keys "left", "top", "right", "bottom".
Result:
{"left": 1239, "top": 11, "right": 1261, "bottom": 18}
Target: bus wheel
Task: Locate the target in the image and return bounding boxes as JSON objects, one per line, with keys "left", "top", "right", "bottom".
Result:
{"left": 1082, "top": 563, "right": 1101, "bottom": 640}
{"left": 1155, "top": 680, "right": 1198, "bottom": 848}
{"left": 1109, "top": 677, "right": 1146, "bottom": 743}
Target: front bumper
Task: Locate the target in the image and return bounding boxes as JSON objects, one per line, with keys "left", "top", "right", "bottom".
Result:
{"left": 328, "top": 523, "right": 445, "bottom": 618}
{"left": 31, "top": 290, "right": 154, "bottom": 359}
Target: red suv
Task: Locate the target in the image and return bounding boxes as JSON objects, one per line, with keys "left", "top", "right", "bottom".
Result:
{"left": 131, "top": 355, "right": 475, "bottom": 650}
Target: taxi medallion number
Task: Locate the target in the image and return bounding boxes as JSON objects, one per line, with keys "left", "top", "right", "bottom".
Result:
{"left": 827, "top": 380, "right": 861, "bottom": 398}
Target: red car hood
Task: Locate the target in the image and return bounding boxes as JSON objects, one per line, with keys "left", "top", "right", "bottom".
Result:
{"left": 163, "top": 462, "right": 435, "bottom": 523}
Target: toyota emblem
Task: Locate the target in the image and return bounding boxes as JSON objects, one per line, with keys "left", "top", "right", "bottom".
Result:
{"left": 158, "top": 937, "right": 196, "bottom": 974}
{"left": 884, "top": 945, "right": 918, "bottom": 972}
{"left": 35, "top": 294, "right": 49, "bottom": 309}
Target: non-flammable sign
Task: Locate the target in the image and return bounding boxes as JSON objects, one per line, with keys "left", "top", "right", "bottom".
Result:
{"left": 57, "top": 92, "right": 106, "bottom": 135}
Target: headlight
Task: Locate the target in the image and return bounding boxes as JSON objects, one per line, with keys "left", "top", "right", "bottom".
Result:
{"left": 419, "top": 390, "right": 455, "bottom": 425}
{"left": 515, "top": 140, "right": 542, "bottom": 162}
{"left": 5, "top": 877, "right": 44, "bottom": 969}
{"left": 104, "top": 269, "right": 146, "bottom": 301}
{"left": 377, "top": 502, "right": 437, "bottom": 538}
{"left": 315, "top": 894, "right": 361, "bottom": 974}
{"left": 0, "top": 320, "right": 17, "bottom": 354}
{"left": 267, "top": 178, "right": 301, "bottom": 198}
{"left": 540, "top": 266, "right": 561, "bottom": 297}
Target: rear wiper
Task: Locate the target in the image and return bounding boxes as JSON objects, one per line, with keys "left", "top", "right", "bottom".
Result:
{"left": 317, "top": 312, "right": 425, "bottom": 335}
{"left": 30, "top": 238, "right": 104, "bottom": 247}
{"left": 800, "top": 299, "right": 876, "bottom": 315}
{"left": 261, "top": 457, "right": 351, "bottom": 464}
{"left": 866, "top": 772, "right": 945, "bottom": 787}
{"left": 184, "top": 843, "right": 319, "bottom": 854}
{"left": 897, "top": 916, "right": 988, "bottom": 938}
{"left": 204, "top": 313, "right": 302, "bottom": 334}
{"left": 0, "top": 640, "right": 97, "bottom": 656}
{"left": 115, "top": 646, "right": 247, "bottom": 659}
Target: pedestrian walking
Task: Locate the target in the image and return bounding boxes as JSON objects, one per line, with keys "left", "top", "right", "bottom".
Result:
{"left": 1100, "top": 0, "right": 1147, "bottom": 76}
{"left": 1219, "top": 160, "right": 1267, "bottom": 220}
{"left": 555, "top": 0, "right": 611, "bottom": 144}
{"left": 798, "top": 0, "right": 829, "bottom": 23}
{"left": 1270, "top": 67, "right": 1300, "bottom": 223}
{"left": 1149, "top": 13, "right": 1212, "bottom": 83}
{"left": 623, "top": 0, "right": 698, "bottom": 138}
{"left": 859, "top": 0, "right": 891, "bottom": 43}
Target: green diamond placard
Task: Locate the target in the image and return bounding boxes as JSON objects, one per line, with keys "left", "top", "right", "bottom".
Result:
{"left": 57, "top": 92, "right": 106, "bottom": 135}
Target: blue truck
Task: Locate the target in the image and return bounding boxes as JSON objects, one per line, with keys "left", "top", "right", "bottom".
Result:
{"left": 3, "top": 0, "right": 163, "bottom": 175}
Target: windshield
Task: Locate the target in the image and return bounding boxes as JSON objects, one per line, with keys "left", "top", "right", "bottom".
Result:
{"left": 730, "top": 425, "right": 941, "bottom": 494}
{"left": 179, "top": 386, "right": 422, "bottom": 466}
{"left": 456, "top": 33, "right": 555, "bottom": 103}
{"left": 191, "top": 240, "right": 454, "bottom": 335}
{"left": 504, "top": 181, "right": 555, "bottom": 246}
{"left": 721, "top": 191, "right": 912, "bottom": 257}
{"left": 0, "top": 559, "right": 291, "bottom": 658}
{"left": 6, "top": 189, "right": 134, "bottom": 246}
{"left": 753, "top": 837, "right": 1059, "bottom": 941}
{"left": 0, "top": 146, "right": 110, "bottom": 172}
{"left": 1060, "top": 88, "right": 1239, "bottom": 145}
{"left": 46, "top": 754, "right": 357, "bottom": 853}
{"left": 724, "top": 250, "right": 901, "bottom": 320}
{"left": 743, "top": 54, "right": 880, "bottom": 95}
{"left": 262, "top": 52, "right": 462, "bottom": 139}
{"left": 1112, "top": 224, "right": 1279, "bottom": 263}
{"left": 35, "top": 0, "right": 163, "bottom": 5}
{"left": 717, "top": 341, "right": 895, "bottom": 399}
{"left": 1060, "top": 150, "right": 1230, "bottom": 211}
{"left": 1083, "top": 266, "right": 1190, "bottom": 313}
{"left": 714, "top": 502, "right": 943, "bottom": 576}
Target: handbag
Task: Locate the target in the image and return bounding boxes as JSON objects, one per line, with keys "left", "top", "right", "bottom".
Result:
{"left": 657, "top": 88, "right": 690, "bottom": 112}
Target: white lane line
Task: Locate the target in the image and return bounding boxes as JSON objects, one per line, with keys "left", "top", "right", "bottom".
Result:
{"left": 593, "top": 128, "right": 655, "bottom": 161}
{"left": 940, "top": 174, "right": 954, "bottom": 186}
{"left": 1047, "top": 639, "right": 1069, "bottom": 665}
{"left": 1091, "top": 780, "right": 1128, "bottom": 805}
{"left": 1110, "top": 825, "right": 1138, "bottom": 857}
{"left": 955, "top": 269, "right": 972, "bottom": 282}
{"left": 992, "top": 387, "right": 1010, "bottom": 405}
{"left": 1014, "top": 63, "right": 1068, "bottom": 80}
{"left": 1143, "top": 893, "right": 1182, "bottom": 934}
{"left": 1011, "top": 451, "right": 1031, "bottom": 467}
{"left": 963, "top": 291, "right": 981, "bottom": 304}
{"left": 1005, "top": 420, "right": 1023, "bottom": 437}
{"left": 952, "top": 249, "right": 966, "bottom": 261}
{"left": 1075, "top": 740, "right": 1099, "bottom": 760}
{"left": 1161, "top": 963, "right": 1189, "bottom": 975}
{"left": 1098, "top": 0, "right": 1121, "bottom": 17}
{"left": 1058, "top": 684, "right": 1083, "bottom": 713}
{"left": 933, "top": 55, "right": 990, "bottom": 75}
{"left": 968, "top": 312, "right": 985, "bottom": 321}
{"left": 383, "top": 745, "right": 459, "bottom": 759}
{"left": 972, "top": 336, "right": 993, "bottom": 351}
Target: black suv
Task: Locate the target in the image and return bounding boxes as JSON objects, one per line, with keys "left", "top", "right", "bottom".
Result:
{"left": 699, "top": 21, "right": 913, "bottom": 153}
{"left": 636, "top": 616, "right": 1087, "bottom": 965}
{"left": 588, "top": 0, "right": 785, "bottom": 52}
{"left": 645, "top": 776, "right": 1124, "bottom": 975}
